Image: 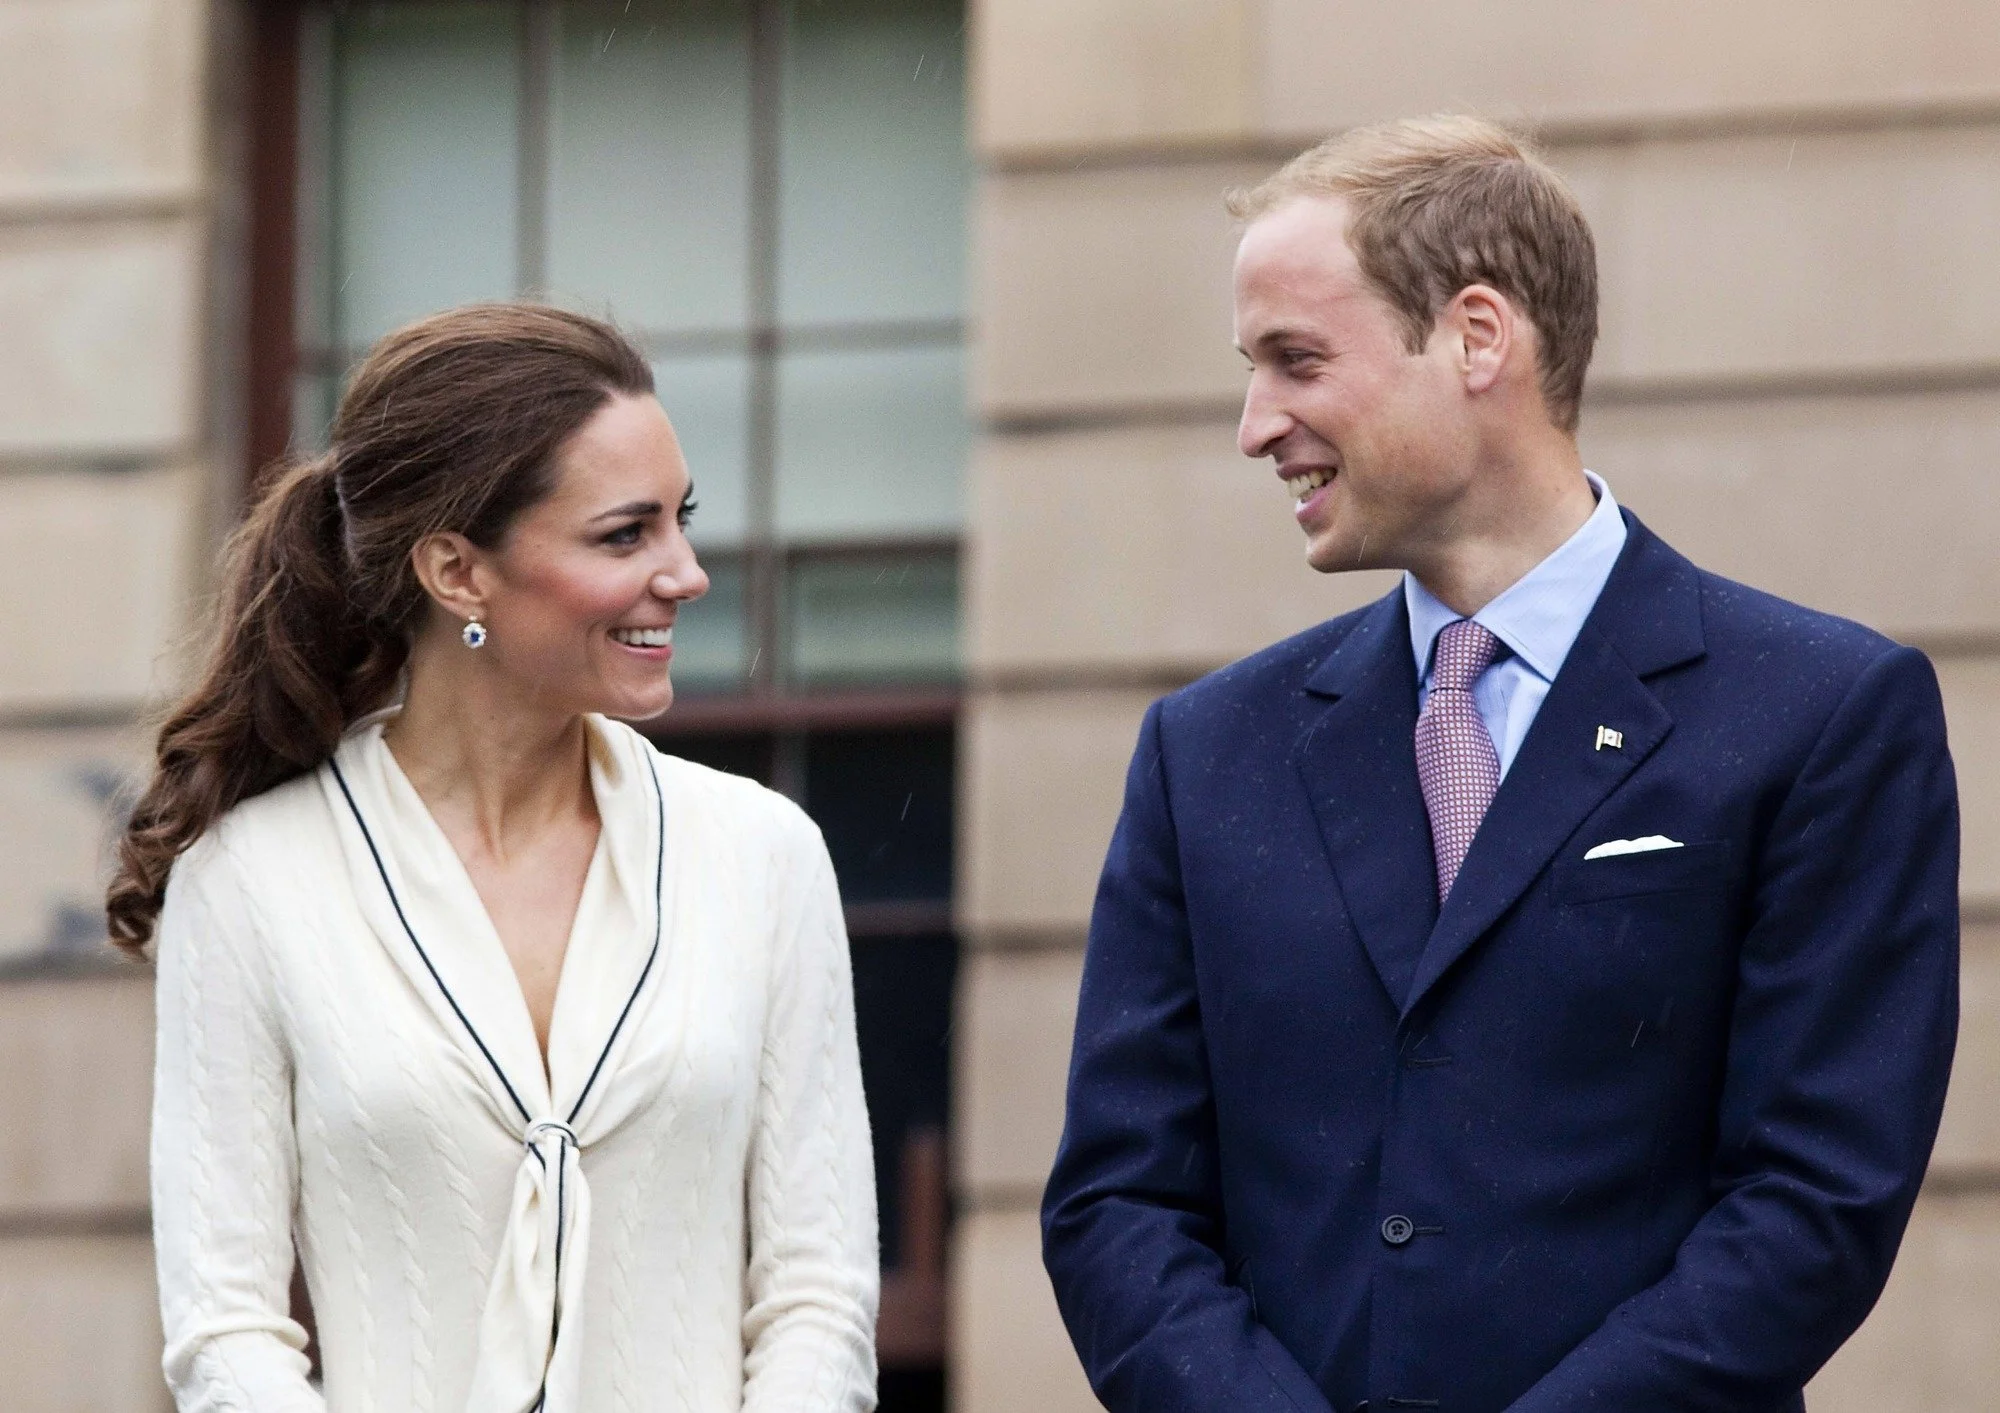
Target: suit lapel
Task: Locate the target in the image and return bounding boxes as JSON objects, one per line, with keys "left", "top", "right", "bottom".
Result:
{"left": 1402, "top": 514, "right": 1707, "bottom": 1016}
{"left": 1293, "top": 591, "right": 1440, "bottom": 1006}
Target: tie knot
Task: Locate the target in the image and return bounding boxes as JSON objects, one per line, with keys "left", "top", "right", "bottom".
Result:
{"left": 1432, "top": 618, "right": 1503, "bottom": 693}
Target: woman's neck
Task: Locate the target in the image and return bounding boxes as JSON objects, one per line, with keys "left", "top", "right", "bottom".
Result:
{"left": 384, "top": 638, "right": 597, "bottom": 861}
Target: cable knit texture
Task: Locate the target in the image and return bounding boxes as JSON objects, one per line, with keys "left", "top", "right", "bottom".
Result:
{"left": 151, "top": 715, "right": 879, "bottom": 1412}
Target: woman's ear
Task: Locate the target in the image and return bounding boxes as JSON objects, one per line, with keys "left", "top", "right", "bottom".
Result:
{"left": 409, "top": 531, "right": 488, "bottom": 623}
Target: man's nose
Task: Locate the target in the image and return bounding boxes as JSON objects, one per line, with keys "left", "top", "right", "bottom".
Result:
{"left": 1238, "top": 373, "right": 1289, "bottom": 459}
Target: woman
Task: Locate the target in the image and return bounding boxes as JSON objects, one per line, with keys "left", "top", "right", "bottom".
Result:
{"left": 108, "top": 303, "right": 878, "bottom": 1412}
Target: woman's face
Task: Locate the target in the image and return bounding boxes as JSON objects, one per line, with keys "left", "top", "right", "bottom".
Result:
{"left": 464, "top": 392, "right": 708, "bottom": 723}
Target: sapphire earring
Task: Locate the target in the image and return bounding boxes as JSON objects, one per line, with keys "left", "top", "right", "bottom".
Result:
{"left": 461, "top": 618, "right": 488, "bottom": 649}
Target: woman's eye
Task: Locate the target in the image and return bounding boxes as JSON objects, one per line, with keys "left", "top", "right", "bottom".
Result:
{"left": 604, "top": 522, "right": 644, "bottom": 547}
{"left": 677, "top": 498, "right": 699, "bottom": 530}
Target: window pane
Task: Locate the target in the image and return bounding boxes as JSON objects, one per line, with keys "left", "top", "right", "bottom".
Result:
{"left": 291, "top": 373, "right": 336, "bottom": 455}
{"left": 785, "top": 551, "right": 958, "bottom": 686}
{"left": 332, "top": 3, "right": 521, "bottom": 346}
{"left": 549, "top": 0, "right": 752, "bottom": 332}
{"left": 671, "top": 554, "right": 749, "bottom": 692}
{"left": 804, "top": 727, "right": 954, "bottom": 903}
{"left": 778, "top": 0, "right": 970, "bottom": 325}
{"left": 774, "top": 346, "right": 967, "bottom": 540}
{"left": 652, "top": 355, "right": 752, "bottom": 548}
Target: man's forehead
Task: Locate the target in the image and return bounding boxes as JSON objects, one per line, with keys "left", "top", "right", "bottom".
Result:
{"left": 1238, "top": 194, "right": 1352, "bottom": 261}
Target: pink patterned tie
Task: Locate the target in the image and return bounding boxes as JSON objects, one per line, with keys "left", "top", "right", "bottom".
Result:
{"left": 1415, "top": 618, "right": 1504, "bottom": 902}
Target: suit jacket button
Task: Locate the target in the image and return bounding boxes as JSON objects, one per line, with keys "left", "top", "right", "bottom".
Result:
{"left": 1380, "top": 1215, "right": 1415, "bottom": 1247}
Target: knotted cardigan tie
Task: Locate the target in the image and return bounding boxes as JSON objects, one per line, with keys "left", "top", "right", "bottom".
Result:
{"left": 328, "top": 725, "right": 665, "bottom": 1413}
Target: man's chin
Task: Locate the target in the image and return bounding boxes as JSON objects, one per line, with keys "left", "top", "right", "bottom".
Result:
{"left": 1305, "top": 531, "right": 1373, "bottom": 575}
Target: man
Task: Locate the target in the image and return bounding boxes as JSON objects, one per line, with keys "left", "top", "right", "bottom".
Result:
{"left": 1041, "top": 116, "right": 1959, "bottom": 1412}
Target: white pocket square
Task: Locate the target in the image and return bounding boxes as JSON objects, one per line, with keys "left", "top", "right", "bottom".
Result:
{"left": 1583, "top": 835, "right": 1685, "bottom": 861}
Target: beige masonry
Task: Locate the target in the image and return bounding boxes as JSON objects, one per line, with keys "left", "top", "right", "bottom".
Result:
{"left": 1258, "top": 0, "right": 2000, "bottom": 139}
{"left": 0, "top": 220, "right": 208, "bottom": 457}
{"left": 0, "top": 468, "right": 203, "bottom": 714}
{"left": 970, "top": 0, "right": 1253, "bottom": 156}
{"left": 959, "top": 3, "right": 2000, "bottom": 1408}
{"left": 0, "top": 0, "right": 218, "bottom": 1395}
{"left": 0, "top": 0, "right": 206, "bottom": 209}
{"left": 972, "top": 0, "right": 2000, "bottom": 164}
{"left": 976, "top": 124, "right": 2000, "bottom": 420}
{"left": 0, "top": 729, "right": 148, "bottom": 968}
{"left": 0, "top": 977, "right": 155, "bottom": 1218}
{"left": 0, "top": 1232, "right": 170, "bottom": 1413}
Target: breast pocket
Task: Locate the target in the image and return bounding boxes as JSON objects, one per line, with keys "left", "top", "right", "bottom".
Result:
{"left": 1550, "top": 840, "right": 1740, "bottom": 905}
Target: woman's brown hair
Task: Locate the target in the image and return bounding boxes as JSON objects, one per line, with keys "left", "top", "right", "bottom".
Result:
{"left": 107, "top": 302, "right": 654, "bottom": 955}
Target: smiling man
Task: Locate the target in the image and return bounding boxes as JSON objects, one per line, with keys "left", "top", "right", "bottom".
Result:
{"left": 1041, "top": 116, "right": 1960, "bottom": 1412}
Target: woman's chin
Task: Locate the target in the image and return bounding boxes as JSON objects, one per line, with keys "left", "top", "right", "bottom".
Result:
{"left": 603, "top": 680, "right": 675, "bottom": 725}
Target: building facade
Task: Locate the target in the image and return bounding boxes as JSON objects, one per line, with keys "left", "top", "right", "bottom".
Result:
{"left": 1, "top": 0, "right": 1997, "bottom": 1409}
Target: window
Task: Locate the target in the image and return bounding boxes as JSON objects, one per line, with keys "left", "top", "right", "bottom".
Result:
{"left": 290, "top": 0, "right": 972, "bottom": 693}
{"left": 257, "top": 1, "right": 969, "bottom": 1396}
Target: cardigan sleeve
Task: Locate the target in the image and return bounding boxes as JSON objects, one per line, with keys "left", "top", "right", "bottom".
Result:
{"left": 152, "top": 837, "right": 327, "bottom": 1413}
{"left": 739, "top": 812, "right": 880, "bottom": 1412}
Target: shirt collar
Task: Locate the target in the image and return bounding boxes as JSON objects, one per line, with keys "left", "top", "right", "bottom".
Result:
{"left": 1405, "top": 470, "right": 1629, "bottom": 686}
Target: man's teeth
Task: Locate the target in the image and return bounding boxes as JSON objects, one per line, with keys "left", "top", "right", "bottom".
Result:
{"left": 1287, "top": 467, "right": 1336, "bottom": 501}
{"left": 612, "top": 627, "right": 673, "bottom": 647}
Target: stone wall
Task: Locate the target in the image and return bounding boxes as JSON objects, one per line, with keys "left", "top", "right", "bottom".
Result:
{"left": 0, "top": 0, "right": 221, "bottom": 1403}
{"left": 955, "top": 3, "right": 2000, "bottom": 1409}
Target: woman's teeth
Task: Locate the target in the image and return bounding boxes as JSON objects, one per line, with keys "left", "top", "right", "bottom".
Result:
{"left": 612, "top": 627, "right": 673, "bottom": 647}
{"left": 1288, "top": 467, "right": 1336, "bottom": 502}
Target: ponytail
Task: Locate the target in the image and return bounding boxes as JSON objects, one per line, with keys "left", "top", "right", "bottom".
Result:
{"left": 106, "top": 455, "right": 404, "bottom": 955}
{"left": 106, "top": 301, "right": 654, "bottom": 956}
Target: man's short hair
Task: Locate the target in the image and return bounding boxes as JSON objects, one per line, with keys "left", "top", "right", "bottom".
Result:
{"left": 1228, "top": 115, "right": 1598, "bottom": 433}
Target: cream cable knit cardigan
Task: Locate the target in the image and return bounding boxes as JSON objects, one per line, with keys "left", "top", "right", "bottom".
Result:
{"left": 151, "top": 715, "right": 879, "bottom": 1412}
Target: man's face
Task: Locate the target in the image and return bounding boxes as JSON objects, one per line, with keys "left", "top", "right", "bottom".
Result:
{"left": 1234, "top": 196, "right": 1473, "bottom": 574}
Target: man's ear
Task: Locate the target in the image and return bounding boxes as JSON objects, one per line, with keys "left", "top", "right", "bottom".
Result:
{"left": 409, "top": 531, "right": 488, "bottom": 624}
{"left": 1446, "top": 283, "right": 1513, "bottom": 397}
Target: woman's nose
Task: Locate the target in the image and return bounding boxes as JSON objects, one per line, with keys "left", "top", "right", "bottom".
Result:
{"left": 654, "top": 554, "right": 708, "bottom": 603}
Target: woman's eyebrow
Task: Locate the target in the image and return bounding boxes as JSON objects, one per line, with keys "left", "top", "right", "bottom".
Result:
{"left": 589, "top": 499, "right": 662, "bottom": 522}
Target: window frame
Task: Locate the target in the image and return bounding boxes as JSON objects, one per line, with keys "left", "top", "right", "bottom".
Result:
{"left": 247, "top": 0, "right": 969, "bottom": 710}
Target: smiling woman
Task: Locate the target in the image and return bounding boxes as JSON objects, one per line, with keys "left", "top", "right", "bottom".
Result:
{"left": 109, "top": 302, "right": 879, "bottom": 1412}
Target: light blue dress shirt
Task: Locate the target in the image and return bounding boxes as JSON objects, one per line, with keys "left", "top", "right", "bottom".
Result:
{"left": 1405, "top": 471, "right": 1629, "bottom": 779}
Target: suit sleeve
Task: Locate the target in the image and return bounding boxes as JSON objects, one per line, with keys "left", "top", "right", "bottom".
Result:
{"left": 1508, "top": 644, "right": 1961, "bottom": 1411}
{"left": 1042, "top": 701, "right": 1338, "bottom": 1413}
{"left": 153, "top": 841, "right": 327, "bottom": 1413}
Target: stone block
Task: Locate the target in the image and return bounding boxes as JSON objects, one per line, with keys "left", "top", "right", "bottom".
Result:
{"left": 1568, "top": 125, "right": 2000, "bottom": 389}
{"left": 1586, "top": 388, "right": 2000, "bottom": 642}
{"left": 0, "top": 975, "right": 155, "bottom": 1217}
{"left": 0, "top": 727, "right": 147, "bottom": 969}
{"left": 0, "top": 219, "right": 205, "bottom": 457}
{"left": 959, "top": 688, "right": 1154, "bottom": 939}
{"left": 0, "top": 467, "right": 202, "bottom": 712}
{"left": 0, "top": 1232, "right": 168, "bottom": 1412}
{"left": 0, "top": 0, "right": 204, "bottom": 209}
{"left": 951, "top": 1208, "right": 1100, "bottom": 1413}
{"left": 972, "top": 0, "right": 1252, "bottom": 156}
{"left": 974, "top": 161, "right": 1261, "bottom": 420}
{"left": 967, "top": 422, "right": 1398, "bottom": 677}
{"left": 1261, "top": 0, "right": 2000, "bottom": 141}
{"left": 1938, "top": 658, "right": 2000, "bottom": 908}
{"left": 955, "top": 948, "right": 1082, "bottom": 1202}
{"left": 1933, "top": 923, "right": 2000, "bottom": 1175}
{"left": 1809, "top": 1189, "right": 2000, "bottom": 1412}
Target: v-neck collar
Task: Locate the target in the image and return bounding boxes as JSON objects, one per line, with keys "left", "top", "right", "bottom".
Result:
{"left": 323, "top": 712, "right": 663, "bottom": 1128}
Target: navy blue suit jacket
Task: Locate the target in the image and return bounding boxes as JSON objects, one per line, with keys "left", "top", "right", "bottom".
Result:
{"left": 1042, "top": 514, "right": 1959, "bottom": 1412}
